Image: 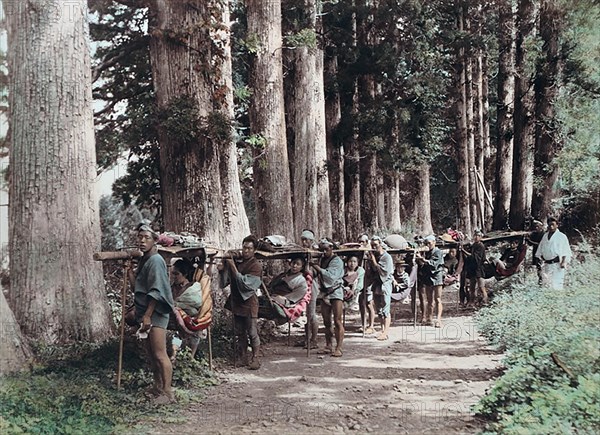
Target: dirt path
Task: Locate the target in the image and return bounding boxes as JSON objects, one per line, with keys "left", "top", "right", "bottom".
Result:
{"left": 149, "top": 294, "right": 503, "bottom": 434}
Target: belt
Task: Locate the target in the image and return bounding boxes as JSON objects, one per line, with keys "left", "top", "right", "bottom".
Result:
{"left": 544, "top": 257, "right": 560, "bottom": 264}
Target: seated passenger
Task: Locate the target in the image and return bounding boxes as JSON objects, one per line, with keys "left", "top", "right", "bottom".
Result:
{"left": 443, "top": 248, "right": 460, "bottom": 286}
{"left": 169, "top": 259, "right": 203, "bottom": 358}
{"left": 493, "top": 239, "right": 522, "bottom": 272}
{"left": 269, "top": 255, "right": 308, "bottom": 308}
{"left": 391, "top": 260, "right": 411, "bottom": 303}
{"left": 343, "top": 255, "right": 365, "bottom": 310}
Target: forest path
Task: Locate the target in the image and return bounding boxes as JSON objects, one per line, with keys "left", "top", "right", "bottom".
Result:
{"left": 149, "top": 294, "right": 502, "bottom": 434}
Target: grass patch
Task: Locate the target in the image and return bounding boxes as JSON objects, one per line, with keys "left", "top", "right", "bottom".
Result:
{"left": 475, "top": 257, "right": 600, "bottom": 434}
{"left": 0, "top": 338, "right": 219, "bottom": 434}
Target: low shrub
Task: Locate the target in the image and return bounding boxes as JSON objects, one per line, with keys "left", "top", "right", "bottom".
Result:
{"left": 474, "top": 257, "right": 600, "bottom": 434}
{"left": 0, "top": 338, "right": 218, "bottom": 434}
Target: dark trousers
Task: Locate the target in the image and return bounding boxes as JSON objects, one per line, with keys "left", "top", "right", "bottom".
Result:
{"left": 459, "top": 271, "right": 468, "bottom": 305}
{"left": 234, "top": 315, "right": 260, "bottom": 354}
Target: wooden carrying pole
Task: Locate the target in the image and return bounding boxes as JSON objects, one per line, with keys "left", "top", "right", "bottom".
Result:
{"left": 93, "top": 249, "right": 142, "bottom": 389}
{"left": 413, "top": 262, "right": 418, "bottom": 328}
{"left": 306, "top": 252, "right": 312, "bottom": 358}
{"left": 207, "top": 326, "right": 213, "bottom": 371}
{"left": 117, "top": 262, "right": 129, "bottom": 389}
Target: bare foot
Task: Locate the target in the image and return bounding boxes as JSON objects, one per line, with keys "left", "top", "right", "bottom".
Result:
{"left": 317, "top": 346, "right": 332, "bottom": 355}
{"left": 331, "top": 349, "right": 343, "bottom": 357}
{"left": 376, "top": 333, "right": 389, "bottom": 341}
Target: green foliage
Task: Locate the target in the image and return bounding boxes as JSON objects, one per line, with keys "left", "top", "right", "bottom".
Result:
{"left": 240, "top": 33, "right": 261, "bottom": 54}
{"left": 285, "top": 28, "right": 318, "bottom": 49}
{"left": 0, "top": 340, "right": 218, "bottom": 434}
{"left": 474, "top": 257, "right": 600, "bottom": 434}
{"left": 245, "top": 133, "right": 267, "bottom": 151}
{"left": 159, "top": 96, "right": 232, "bottom": 147}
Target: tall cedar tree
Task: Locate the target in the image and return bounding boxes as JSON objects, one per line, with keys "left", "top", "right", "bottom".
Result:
{"left": 283, "top": 0, "right": 333, "bottom": 240}
{"left": 147, "top": 0, "right": 250, "bottom": 247}
{"left": 7, "top": 0, "right": 113, "bottom": 342}
{"left": 510, "top": 0, "right": 537, "bottom": 229}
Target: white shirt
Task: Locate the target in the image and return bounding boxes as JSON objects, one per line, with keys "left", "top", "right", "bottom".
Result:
{"left": 535, "top": 229, "right": 572, "bottom": 264}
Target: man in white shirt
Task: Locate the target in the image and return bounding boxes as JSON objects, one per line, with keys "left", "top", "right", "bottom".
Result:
{"left": 535, "top": 217, "right": 572, "bottom": 290}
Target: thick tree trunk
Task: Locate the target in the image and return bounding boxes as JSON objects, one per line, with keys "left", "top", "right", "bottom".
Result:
{"left": 493, "top": 0, "right": 516, "bottom": 230}
{"left": 510, "top": 0, "right": 536, "bottom": 230}
{"left": 344, "top": 82, "right": 362, "bottom": 240}
{"left": 454, "top": 12, "right": 472, "bottom": 236}
{"left": 7, "top": 0, "right": 112, "bottom": 342}
{"left": 356, "top": 1, "right": 378, "bottom": 233}
{"left": 325, "top": 54, "right": 346, "bottom": 241}
{"left": 287, "top": 0, "right": 332, "bottom": 239}
{"left": 464, "top": 9, "right": 479, "bottom": 232}
{"left": 481, "top": 56, "right": 493, "bottom": 231}
{"left": 385, "top": 172, "right": 402, "bottom": 232}
{"left": 0, "top": 291, "right": 31, "bottom": 374}
{"left": 474, "top": 51, "right": 486, "bottom": 229}
{"left": 414, "top": 164, "right": 433, "bottom": 235}
{"left": 218, "top": 6, "right": 251, "bottom": 246}
{"left": 360, "top": 150, "right": 378, "bottom": 232}
{"left": 377, "top": 175, "right": 386, "bottom": 230}
{"left": 148, "top": 0, "right": 249, "bottom": 247}
{"left": 532, "top": 0, "right": 563, "bottom": 219}
{"left": 248, "top": 0, "right": 294, "bottom": 238}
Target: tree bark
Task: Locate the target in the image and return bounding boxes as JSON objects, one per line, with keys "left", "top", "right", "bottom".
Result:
{"left": 7, "top": 0, "right": 112, "bottom": 342}
{"left": 247, "top": 0, "right": 294, "bottom": 238}
{"left": 287, "top": 0, "right": 332, "bottom": 239}
{"left": 414, "top": 164, "right": 434, "bottom": 235}
{"left": 532, "top": 0, "right": 564, "bottom": 219}
{"left": 343, "top": 87, "right": 362, "bottom": 241}
{"left": 481, "top": 55, "right": 493, "bottom": 231}
{"left": 385, "top": 172, "right": 402, "bottom": 232}
{"left": 148, "top": 0, "right": 249, "bottom": 248}
{"left": 464, "top": 7, "right": 480, "bottom": 231}
{"left": 356, "top": 1, "right": 378, "bottom": 233}
{"left": 510, "top": 0, "right": 536, "bottom": 230}
{"left": 325, "top": 53, "right": 346, "bottom": 241}
{"left": 360, "top": 149, "right": 378, "bottom": 232}
{"left": 493, "top": 0, "right": 516, "bottom": 229}
{"left": 0, "top": 291, "right": 31, "bottom": 374}
{"left": 218, "top": 2, "right": 253, "bottom": 246}
{"left": 454, "top": 11, "right": 472, "bottom": 236}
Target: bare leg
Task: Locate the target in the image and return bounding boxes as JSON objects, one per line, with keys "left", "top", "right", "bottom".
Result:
{"left": 425, "top": 286, "right": 434, "bottom": 324}
{"left": 434, "top": 285, "right": 443, "bottom": 327}
{"left": 146, "top": 339, "right": 162, "bottom": 392}
{"left": 478, "top": 278, "right": 488, "bottom": 304}
{"left": 331, "top": 300, "right": 344, "bottom": 356}
{"left": 468, "top": 278, "right": 476, "bottom": 306}
{"left": 247, "top": 317, "right": 261, "bottom": 370}
{"left": 320, "top": 301, "right": 333, "bottom": 351}
{"left": 234, "top": 315, "right": 249, "bottom": 365}
{"left": 149, "top": 326, "right": 173, "bottom": 400}
{"left": 367, "top": 300, "right": 375, "bottom": 329}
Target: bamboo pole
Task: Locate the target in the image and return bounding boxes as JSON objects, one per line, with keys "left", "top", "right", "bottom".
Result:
{"left": 208, "top": 326, "right": 213, "bottom": 371}
{"left": 117, "top": 261, "right": 129, "bottom": 389}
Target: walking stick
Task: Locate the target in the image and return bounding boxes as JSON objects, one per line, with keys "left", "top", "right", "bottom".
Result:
{"left": 413, "top": 261, "right": 418, "bottom": 328}
{"left": 208, "top": 326, "right": 213, "bottom": 371}
{"left": 117, "top": 261, "right": 130, "bottom": 390}
{"left": 226, "top": 258, "right": 238, "bottom": 368}
{"left": 306, "top": 252, "right": 312, "bottom": 358}
{"left": 362, "top": 253, "right": 368, "bottom": 338}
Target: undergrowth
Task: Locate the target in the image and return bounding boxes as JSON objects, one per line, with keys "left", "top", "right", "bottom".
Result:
{"left": 0, "top": 338, "right": 218, "bottom": 434}
{"left": 475, "top": 257, "right": 600, "bottom": 434}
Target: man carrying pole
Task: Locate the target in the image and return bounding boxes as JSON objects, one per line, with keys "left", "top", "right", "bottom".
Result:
{"left": 133, "top": 224, "right": 175, "bottom": 404}
{"left": 218, "top": 235, "right": 263, "bottom": 370}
